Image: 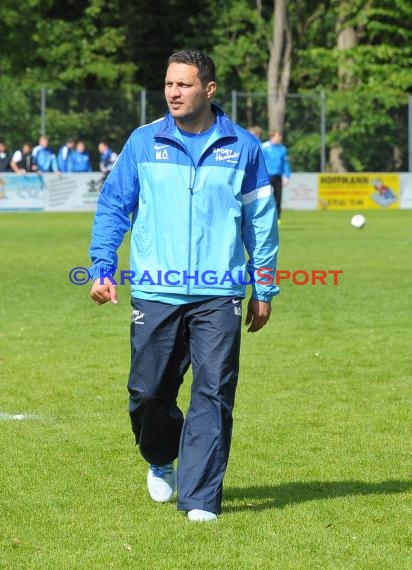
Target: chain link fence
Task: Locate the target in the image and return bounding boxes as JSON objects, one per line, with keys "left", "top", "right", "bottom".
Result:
{"left": 0, "top": 86, "right": 410, "bottom": 172}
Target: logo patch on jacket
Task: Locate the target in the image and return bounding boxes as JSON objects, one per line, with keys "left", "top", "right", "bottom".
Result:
{"left": 213, "top": 148, "right": 240, "bottom": 164}
{"left": 154, "top": 144, "right": 170, "bottom": 161}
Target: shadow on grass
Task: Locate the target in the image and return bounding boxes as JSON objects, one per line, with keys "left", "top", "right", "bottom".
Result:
{"left": 224, "top": 479, "right": 411, "bottom": 512}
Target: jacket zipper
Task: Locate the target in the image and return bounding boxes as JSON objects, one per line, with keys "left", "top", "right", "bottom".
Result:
{"left": 186, "top": 160, "right": 196, "bottom": 295}
{"left": 155, "top": 132, "right": 233, "bottom": 295}
{"left": 157, "top": 134, "right": 196, "bottom": 295}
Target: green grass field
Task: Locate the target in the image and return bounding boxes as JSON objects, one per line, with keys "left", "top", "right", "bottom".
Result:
{"left": 0, "top": 210, "right": 411, "bottom": 569}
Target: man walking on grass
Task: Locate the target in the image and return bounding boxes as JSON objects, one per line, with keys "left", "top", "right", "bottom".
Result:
{"left": 89, "top": 50, "right": 279, "bottom": 522}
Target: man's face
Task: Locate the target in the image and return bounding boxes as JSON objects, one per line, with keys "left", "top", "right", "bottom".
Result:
{"left": 271, "top": 132, "right": 282, "bottom": 144}
{"left": 164, "top": 62, "right": 215, "bottom": 127}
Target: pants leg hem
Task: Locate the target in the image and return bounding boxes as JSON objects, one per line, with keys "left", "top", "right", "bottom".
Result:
{"left": 177, "top": 502, "right": 220, "bottom": 515}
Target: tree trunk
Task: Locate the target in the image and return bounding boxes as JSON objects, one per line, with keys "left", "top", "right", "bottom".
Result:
{"left": 329, "top": 3, "right": 358, "bottom": 172}
{"left": 267, "top": 0, "right": 291, "bottom": 133}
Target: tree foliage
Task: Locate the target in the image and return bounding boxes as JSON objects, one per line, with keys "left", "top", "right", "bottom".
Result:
{"left": 0, "top": 0, "right": 410, "bottom": 171}
{"left": 295, "top": 0, "right": 412, "bottom": 170}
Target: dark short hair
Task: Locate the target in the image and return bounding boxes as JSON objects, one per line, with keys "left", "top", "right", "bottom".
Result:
{"left": 168, "top": 50, "right": 216, "bottom": 86}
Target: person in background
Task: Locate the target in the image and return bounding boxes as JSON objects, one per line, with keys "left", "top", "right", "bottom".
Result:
{"left": 89, "top": 49, "right": 278, "bottom": 523}
{"left": 57, "top": 137, "right": 76, "bottom": 172}
{"left": 261, "top": 130, "right": 291, "bottom": 223}
{"left": 72, "top": 140, "right": 92, "bottom": 172}
{"left": 10, "top": 143, "right": 37, "bottom": 173}
{"left": 0, "top": 140, "right": 13, "bottom": 172}
{"left": 247, "top": 125, "right": 263, "bottom": 142}
{"left": 32, "top": 136, "right": 59, "bottom": 173}
{"left": 97, "top": 139, "right": 118, "bottom": 177}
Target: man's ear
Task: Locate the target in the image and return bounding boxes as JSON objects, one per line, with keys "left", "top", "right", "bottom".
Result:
{"left": 206, "top": 81, "right": 217, "bottom": 99}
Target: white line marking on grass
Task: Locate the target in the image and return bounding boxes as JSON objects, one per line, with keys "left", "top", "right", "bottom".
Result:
{"left": 0, "top": 412, "right": 44, "bottom": 421}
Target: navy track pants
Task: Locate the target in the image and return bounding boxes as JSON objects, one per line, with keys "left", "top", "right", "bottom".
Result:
{"left": 127, "top": 296, "right": 242, "bottom": 514}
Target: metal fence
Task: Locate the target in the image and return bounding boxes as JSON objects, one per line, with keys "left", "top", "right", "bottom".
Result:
{"left": 0, "top": 86, "right": 410, "bottom": 172}
{"left": 230, "top": 91, "right": 327, "bottom": 171}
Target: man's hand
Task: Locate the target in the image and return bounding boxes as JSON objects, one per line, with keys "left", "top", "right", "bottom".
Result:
{"left": 282, "top": 175, "right": 289, "bottom": 187}
{"left": 245, "top": 298, "right": 271, "bottom": 333}
{"left": 90, "top": 277, "right": 118, "bottom": 305}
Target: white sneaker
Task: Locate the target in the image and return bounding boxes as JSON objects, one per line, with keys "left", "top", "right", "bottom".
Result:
{"left": 147, "top": 463, "right": 175, "bottom": 502}
{"left": 187, "top": 509, "right": 217, "bottom": 522}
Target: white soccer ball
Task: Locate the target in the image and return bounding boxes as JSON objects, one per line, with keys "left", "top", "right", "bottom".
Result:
{"left": 351, "top": 214, "right": 366, "bottom": 229}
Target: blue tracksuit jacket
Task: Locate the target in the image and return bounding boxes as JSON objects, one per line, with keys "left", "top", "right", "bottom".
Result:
{"left": 33, "top": 146, "right": 58, "bottom": 173}
{"left": 261, "top": 141, "right": 291, "bottom": 177}
{"left": 71, "top": 150, "right": 92, "bottom": 172}
{"left": 89, "top": 104, "right": 279, "bottom": 302}
{"left": 57, "top": 145, "right": 74, "bottom": 172}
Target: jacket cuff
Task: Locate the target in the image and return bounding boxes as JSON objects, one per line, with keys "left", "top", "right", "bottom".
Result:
{"left": 88, "top": 264, "right": 116, "bottom": 282}
{"left": 251, "top": 290, "right": 278, "bottom": 302}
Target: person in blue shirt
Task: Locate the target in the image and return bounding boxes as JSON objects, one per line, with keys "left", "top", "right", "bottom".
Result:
{"left": 57, "top": 137, "right": 75, "bottom": 172}
{"left": 89, "top": 50, "right": 279, "bottom": 523}
{"left": 71, "top": 141, "right": 92, "bottom": 172}
{"left": 97, "top": 139, "right": 118, "bottom": 178}
{"left": 261, "top": 130, "right": 291, "bottom": 222}
{"left": 32, "top": 136, "right": 59, "bottom": 173}
{"left": 247, "top": 125, "right": 263, "bottom": 141}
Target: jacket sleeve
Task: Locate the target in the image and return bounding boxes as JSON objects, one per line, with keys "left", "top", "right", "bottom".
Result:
{"left": 242, "top": 144, "right": 279, "bottom": 301}
{"left": 283, "top": 146, "right": 292, "bottom": 177}
{"left": 89, "top": 136, "right": 139, "bottom": 281}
